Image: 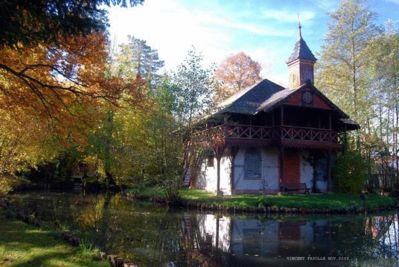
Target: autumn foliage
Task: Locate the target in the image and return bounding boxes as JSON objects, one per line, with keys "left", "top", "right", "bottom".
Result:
{"left": 214, "top": 52, "right": 261, "bottom": 103}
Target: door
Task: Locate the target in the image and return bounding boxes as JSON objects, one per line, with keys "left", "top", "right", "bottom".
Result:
{"left": 282, "top": 150, "right": 300, "bottom": 184}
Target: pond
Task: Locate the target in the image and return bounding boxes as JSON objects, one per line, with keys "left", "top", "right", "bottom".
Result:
{"left": 6, "top": 192, "right": 399, "bottom": 267}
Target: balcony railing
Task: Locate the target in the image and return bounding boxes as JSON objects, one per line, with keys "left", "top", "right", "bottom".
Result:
{"left": 191, "top": 124, "right": 342, "bottom": 150}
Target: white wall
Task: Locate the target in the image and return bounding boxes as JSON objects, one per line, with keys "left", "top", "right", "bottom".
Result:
{"left": 299, "top": 150, "right": 313, "bottom": 189}
{"left": 299, "top": 150, "right": 330, "bottom": 193}
{"left": 233, "top": 147, "right": 279, "bottom": 193}
{"left": 196, "top": 148, "right": 232, "bottom": 195}
{"left": 196, "top": 147, "right": 333, "bottom": 194}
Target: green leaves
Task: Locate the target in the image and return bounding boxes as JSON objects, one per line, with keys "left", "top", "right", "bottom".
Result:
{"left": 334, "top": 147, "right": 368, "bottom": 193}
{"left": 172, "top": 48, "right": 215, "bottom": 126}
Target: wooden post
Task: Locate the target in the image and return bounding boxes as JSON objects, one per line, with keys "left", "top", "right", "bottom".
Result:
{"left": 279, "top": 146, "right": 284, "bottom": 190}
{"left": 215, "top": 215, "right": 220, "bottom": 250}
{"left": 230, "top": 147, "right": 238, "bottom": 194}
{"left": 216, "top": 155, "right": 221, "bottom": 196}
{"left": 280, "top": 106, "right": 284, "bottom": 126}
{"left": 327, "top": 151, "right": 332, "bottom": 192}
{"left": 272, "top": 109, "right": 275, "bottom": 127}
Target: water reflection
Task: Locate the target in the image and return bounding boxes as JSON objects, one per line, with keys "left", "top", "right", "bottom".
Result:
{"left": 7, "top": 193, "right": 399, "bottom": 267}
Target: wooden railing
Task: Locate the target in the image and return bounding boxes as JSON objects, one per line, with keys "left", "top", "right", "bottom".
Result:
{"left": 223, "top": 124, "right": 273, "bottom": 140}
{"left": 191, "top": 124, "right": 342, "bottom": 149}
{"left": 279, "top": 126, "right": 339, "bottom": 143}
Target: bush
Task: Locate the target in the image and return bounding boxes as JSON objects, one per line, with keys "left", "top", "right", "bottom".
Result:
{"left": 333, "top": 149, "right": 368, "bottom": 193}
{"left": 161, "top": 175, "right": 181, "bottom": 203}
{"left": 257, "top": 196, "right": 271, "bottom": 208}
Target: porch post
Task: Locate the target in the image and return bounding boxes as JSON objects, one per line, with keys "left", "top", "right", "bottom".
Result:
{"left": 216, "top": 155, "right": 221, "bottom": 195}
{"left": 272, "top": 109, "right": 275, "bottom": 127}
{"left": 327, "top": 150, "right": 332, "bottom": 192}
{"left": 215, "top": 214, "right": 220, "bottom": 250}
{"left": 327, "top": 111, "right": 333, "bottom": 192}
{"left": 230, "top": 147, "right": 238, "bottom": 194}
{"left": 279, "top": 146, "right": 284, "bottom": 191}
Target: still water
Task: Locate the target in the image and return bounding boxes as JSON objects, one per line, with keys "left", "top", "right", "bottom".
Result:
{"left": 7, "top": 193, "right": 399, "bottom": 267}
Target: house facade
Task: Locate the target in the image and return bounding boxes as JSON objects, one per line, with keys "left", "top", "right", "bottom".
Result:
{"left": 187, "top": 27, "right": 359, "bottom": 195}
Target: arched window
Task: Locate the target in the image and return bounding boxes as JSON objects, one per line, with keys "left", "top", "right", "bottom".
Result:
{"left": 244, "top": 148, "right": 261, "bottom": 179}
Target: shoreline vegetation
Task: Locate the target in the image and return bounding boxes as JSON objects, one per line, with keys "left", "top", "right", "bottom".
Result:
{"left": 127, "top": 187, "right": 397, "bottom": 214}
{"left": 0, "top": 209, "right": 108, "bottom": 267}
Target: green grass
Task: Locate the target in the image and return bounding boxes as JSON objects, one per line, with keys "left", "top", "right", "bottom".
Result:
{"left": 0, "top": 209, "right": 108, "bottom": 267}
{"left": 180, "top": 189, "right": 396, "bottom": 210}
{"left": 133, "top": 187, "right": 396, "bottom": 211}
{"left": 128, "top": 186, "right": 166, "bottom": 199}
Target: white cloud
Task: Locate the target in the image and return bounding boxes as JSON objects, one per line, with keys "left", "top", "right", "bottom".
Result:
{"left": 196, "top": 13, "right": 293, "bottom": 37}
{"left": 107, "top": 0, "right": 307, "bottom": 84}
{"left": 260, "top": 10, "right": 315, "bottom": 23}
{"left": 108, "top": 0, "right": 233, "bottom": 70}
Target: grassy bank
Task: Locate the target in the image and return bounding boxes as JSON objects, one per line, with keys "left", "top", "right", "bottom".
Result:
{"left": 0, "top": 209, "right": 108, "bottom": 267}
{"left": 130, "top": 187, "right": 396, "bottom": 211}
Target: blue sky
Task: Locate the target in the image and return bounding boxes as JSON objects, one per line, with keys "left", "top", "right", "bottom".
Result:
{"left": 108, "top": 0, "right": 399, "bottom": 86}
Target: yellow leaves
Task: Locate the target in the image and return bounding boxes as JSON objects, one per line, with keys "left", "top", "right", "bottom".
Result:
{"left": 0, "top": 31, "right": 148, "bottom": 151}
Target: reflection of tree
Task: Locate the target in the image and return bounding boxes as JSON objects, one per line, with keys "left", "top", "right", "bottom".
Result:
{"left": 76, "top": 196, "right": 105, "bottom": 229}
{"left": 365, "top": 213, "right": 399, "bottom": 259}
{"left": 9, "top": 194, "right": 399, "bottom": 266}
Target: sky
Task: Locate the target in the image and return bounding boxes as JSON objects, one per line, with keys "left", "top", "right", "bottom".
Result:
{"left": 108, "top": 0, "right": 399, "bottom": 86}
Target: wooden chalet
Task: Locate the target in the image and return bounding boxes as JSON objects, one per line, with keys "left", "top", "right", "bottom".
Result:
{"left": 186, "top": 26, "right": 359, "bottom": 195}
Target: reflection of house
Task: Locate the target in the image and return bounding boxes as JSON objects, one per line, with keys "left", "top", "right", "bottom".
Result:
{"left": 197, "top": 214, "right": 329, "bottom": 258}
{"left": 188, "top": 26, "right": 359, "bottom": 195}
{"left": 197, "top": 214, "right": 231, "bottom": 253}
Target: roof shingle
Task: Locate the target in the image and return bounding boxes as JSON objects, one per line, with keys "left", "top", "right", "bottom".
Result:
{"left": 286, "top": 37, "right": 317, "bottom": 63}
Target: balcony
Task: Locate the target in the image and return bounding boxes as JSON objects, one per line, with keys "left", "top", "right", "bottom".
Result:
{"left": 191, "top": 124, "right": 342, "bottom": 150}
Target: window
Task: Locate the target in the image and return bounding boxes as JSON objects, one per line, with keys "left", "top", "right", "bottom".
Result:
{"left": 244, "top": 148, "right": 261, "bottom": 179}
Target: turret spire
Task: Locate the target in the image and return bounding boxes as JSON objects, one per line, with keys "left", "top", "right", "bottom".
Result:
{"left": 286, "top": 23, "right": 317, "bottom": 88}
{"left": 298, "top": 15, "right": 302, "bottom": 39}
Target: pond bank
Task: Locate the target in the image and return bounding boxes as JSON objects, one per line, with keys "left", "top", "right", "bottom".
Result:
{"left": 0, "top": 200, "right": 139, "bottom": 267}
{"left": 0, "top": 207, "right": 108, "bottom": 267}
{"left": 127, "top": 188, "right": 397, "bottom": 214}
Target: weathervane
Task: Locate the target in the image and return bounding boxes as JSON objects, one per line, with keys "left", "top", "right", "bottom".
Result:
{"left": 297, "top": 14, "right": 302, "bottom": 39}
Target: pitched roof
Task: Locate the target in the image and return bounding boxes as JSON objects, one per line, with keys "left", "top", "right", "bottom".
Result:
{"left": 286, "top": 37, "right": 317, "bottom": 63}
{"left": 197, "top": 79, "right": 359, "bottom": 130}
{"left": 216, "top": 79, "right": 285, "bottom": 115}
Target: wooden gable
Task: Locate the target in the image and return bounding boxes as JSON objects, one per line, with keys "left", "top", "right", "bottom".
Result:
{"left": 284, "top": 85, "right": 332, "bottom": 110}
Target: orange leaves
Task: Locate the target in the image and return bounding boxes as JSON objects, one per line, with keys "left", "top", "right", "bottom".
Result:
{"left": 214, "top": 52, "right": 261, "bottom": 103}
{"left": 0, "top": 32, "right": 147, "bottom": 149}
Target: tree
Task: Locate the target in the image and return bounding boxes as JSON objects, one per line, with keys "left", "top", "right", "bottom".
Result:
{"left": 0, "top": 108, "right": 62, "bottom": 195}
{"left": 316, "top": 0, "right": 379, "bottom": 148}
{"left": 172, "top": 48, "right": 215, "bottom": 127}
{"left": 0, "top": 0, "right": 147, "bottom": 193}
{"left": 214, "top": 52, "right": 261, "bottom": 103}
{"left": 111, "top": 35, "right": 164, "bottom": 87}
{"left": 317, "top": 1, "right": 399, "bottom": 193}
{"left": 366, "top": 26, "right": 399, "bottom": 189}
{"left": 0, "top": 0, "right": 143, "bottom": 49}
{"left": 0, "top": 33, "right": 143, "bottom": 139}
{"left": 0, "top": 0, "right": 144, "bottom": 125}
{"left": 334, "top": 144, "right": 368, "bottom": 193}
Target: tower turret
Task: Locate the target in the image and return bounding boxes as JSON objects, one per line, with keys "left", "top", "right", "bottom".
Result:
{"left": 287, "top": 23, "right": 317, "bottom": 89}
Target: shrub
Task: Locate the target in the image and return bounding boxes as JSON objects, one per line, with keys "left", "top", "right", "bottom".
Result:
{"left": 333, "top": 149, "right": 368, "bottom": 193}
{"left": 257, "top": 196, "right": 271, "bottom": 208}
